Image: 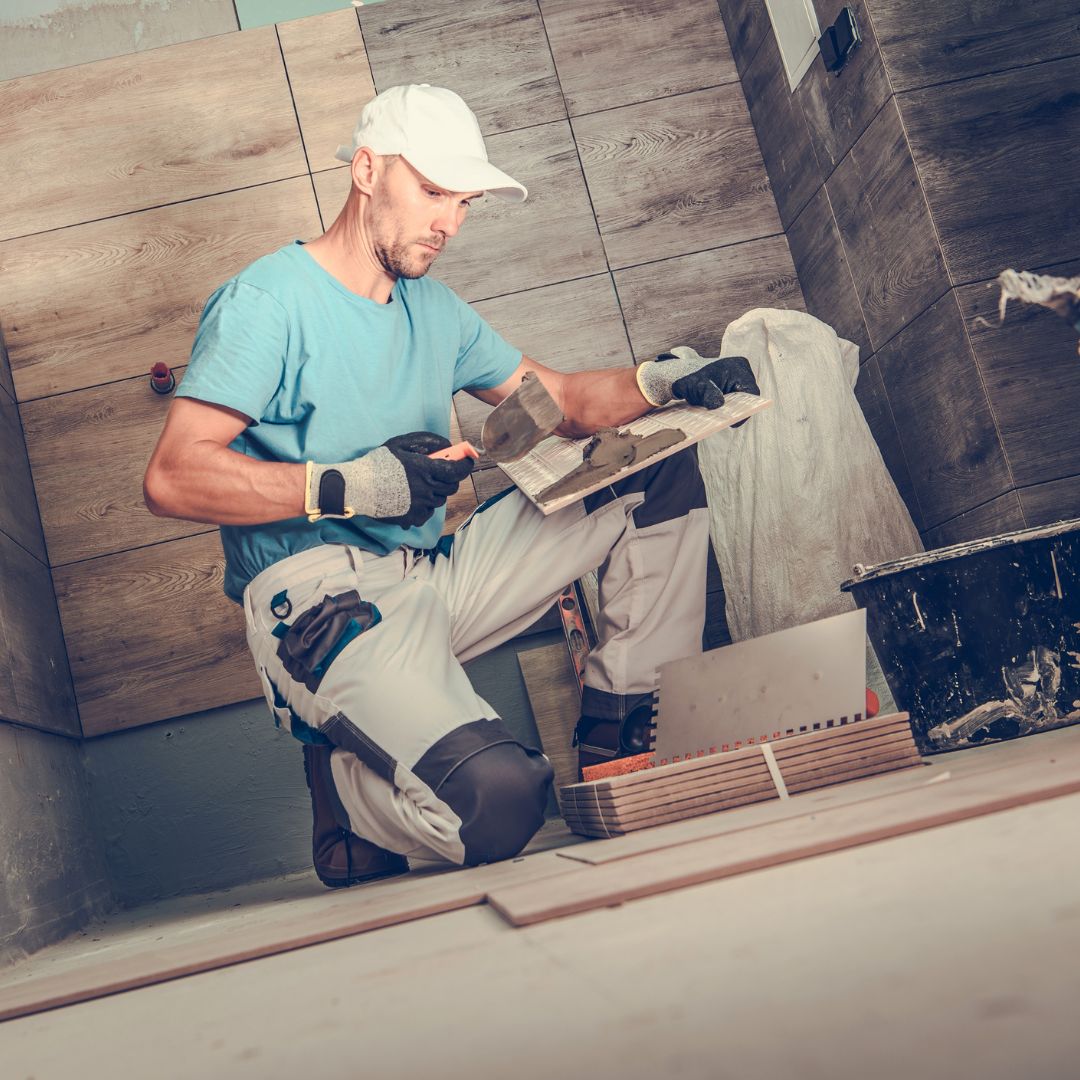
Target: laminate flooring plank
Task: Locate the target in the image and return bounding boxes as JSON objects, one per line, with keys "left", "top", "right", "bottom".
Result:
{"left": 0, "top": 27, "right": 307, "bottom": 241}
{"left": 614, "top": 236, "right": 802, "bottom": 361}
{"left": 874, "top": 291, "right": 1013, "bottom": 529}
{"left": 489, "top": 736, "right": 1080, "bottom": 925}
{"left": 869, "top": 0, "right": 1080, "bottom": 92}
{"left": 0, "top": 530, "right": 79, "bottom": 737}
{"left": 0, "top": 326, "right": 14, "bottom": 400}
{"left": 453, "top": 273, "right": 633, "bottom": 449}
{"left": 899, "top": 55, "right": 1080, "bottom": 283}
{"left": 0, "top": 385, "right": 47, "bottom": 562}
{"left": 312, "top": 120, "right": 606, "bottom": 304}
{"left": 0, "top": 850, "right": 580, "bottom": 1024}
{"left": 958, "top": 258, "right": 1080, "bottom": 489}
{"left": 357, "top": 0, "right": 565, "bottom": 135}
{"left": 519, "top": 644, "right": 581, "bottom": 806}
{"left": 20, "top": 366, "right": 215, "bottom": 566}
{"left": 1019, "top": 476, "right": 1080, "bottom": 530}
{"left": 574, "top": 86, "right": 781, "bottom": 270}
{"left": 824, "top": 98, "right": 949, "bottom": 351}
{"left": 541, "top": 0, "right": 737, "bottom": 117}
{"left": 3, "top": 177, "right": 322, "bottom": 401}
{"left": 715, "top": 0, "right": 772, "bottom": 78}
{"left": 923, "top": 491, "right": 1026, "bottom": 550}
{"left": 53, "top": 532, "right": 259, "bottom": 736}
{"left": 277, "top": 8, "right": 376, "bottom": 174}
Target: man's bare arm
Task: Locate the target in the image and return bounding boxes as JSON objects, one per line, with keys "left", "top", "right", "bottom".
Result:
{"left": 470, "top": 356, "right": 651, "bottom": 438}
{"left": 144, "top": 398, "right": 306, "bottom": 525}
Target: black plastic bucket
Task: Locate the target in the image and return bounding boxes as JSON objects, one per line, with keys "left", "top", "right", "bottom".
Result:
{"left": 841, "top": 518, "right": 1080, "bottom": 754}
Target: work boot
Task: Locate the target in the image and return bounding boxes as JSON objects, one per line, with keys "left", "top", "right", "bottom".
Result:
{"left": 573, "top": 695, "right": 656, "bottom": 778}
{"left": 303, "top": 744, "right": 409, "bottom": 889}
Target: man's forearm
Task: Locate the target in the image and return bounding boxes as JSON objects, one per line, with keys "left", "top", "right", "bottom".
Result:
{"left": 145, "top": 440, "right": 306, "bottom": 525}
{"left": 554, "top": 366, "right": 652, "bottom": 438}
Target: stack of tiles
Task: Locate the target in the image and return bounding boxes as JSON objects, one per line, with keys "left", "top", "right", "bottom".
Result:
{"left": 560, "top": 713, "right": 921, "bottom": 838}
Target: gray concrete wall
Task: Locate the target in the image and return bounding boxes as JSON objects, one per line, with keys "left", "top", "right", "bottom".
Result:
{"left": 0, "top": 722, "right": 113, "bottom": 965}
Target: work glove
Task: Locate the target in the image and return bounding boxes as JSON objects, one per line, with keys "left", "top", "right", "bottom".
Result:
{"left": 635, "top": 347, "right": 760, "bottom": 410}
{"left": 306, "top": 432, "right": 475, "bottom": 528}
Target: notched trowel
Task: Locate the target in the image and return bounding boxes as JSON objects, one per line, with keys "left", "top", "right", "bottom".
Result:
{"left": 480, "top": 371, "right": 564, "bottom": 463}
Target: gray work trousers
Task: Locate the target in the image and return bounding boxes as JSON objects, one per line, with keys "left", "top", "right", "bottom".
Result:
{"left": 244, "top": 449, "right": 709, "bottom": 866}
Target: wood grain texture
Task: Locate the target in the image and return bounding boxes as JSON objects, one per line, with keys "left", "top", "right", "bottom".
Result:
{"left": 444, "top": 403, "right": 479, "bottom": 532}
{"left": 0, "top": 386, "right": 47, "bottom": 562}
{"left": 277, "top": 8, "right": 376, "bottom": 175}
{"left": 825, "top": 98, "right": 949, "bottom": 350}
{"left": 786, "top": 184, "right": 871, "bottom": 358}
{"left": 471, "top": 467, "right": 515, "bottom": 506}
{"left": 519, "top": 643, "right": 581, "bottom": 806}
{"left": 20, "top": 366, "right": 216, "bottom": 567}
{"left": 741, "top": 28, "right": 822, "bottom": 229}
{"left": 715, "top": 0, "right": 771, "bottom": 78}
{"left": 312, "top": 122, "right": 607, "bottom": 303}
{"left": 922, "top": 491, "right": 1026, "bottom": 549}
{"left": 614, "top": 235, "right": 804, "bottom": 361}
{"left": 958, "top": 261, "right": 1080, "bottom": 488}
{"left": 0, "top": 27, "right": 307, "bottom": 242}
{"left": 454, "top": 274, "right": 633, "bottom": 452}
{"left": 357, "top": 0, "right": 565, "bottom": 135}
{"left": 540, "top": 0, "right": 738, "bottom": 116}
{"left": 0, "top": 325, "right": 13, "bottom": 400}
{"left": 574, "top": 85, "right": 781, "bottom": 269}
{"left": 868, "top": 0, "right": 1080, "bottom": 92}
{"left": 53, "top": 531, "right": 260, "bottom": 737}
{"left": 853, "top": 355, "right": 923, "bottom": 531}
{"left": 874, "top": 292, "right": 1012, "bottom": 529}
{"left": 2, "top": 177, "right": 322, "bottom": 402}
{"left": 899, "top": 55, "right": 1080, "bottom": 286}
{"left": 1018, "top": 476, "right": 1080, "bottom": 529}
{"left": 799, "top": 0, "right": 893, "bottom": 176}
{"left": 0, "top": 530, "right": 79, "bottom": 737}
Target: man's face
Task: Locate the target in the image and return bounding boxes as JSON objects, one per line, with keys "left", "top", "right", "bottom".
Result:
{"left": 368, "top": 157, "right": 483, "bottom": 280}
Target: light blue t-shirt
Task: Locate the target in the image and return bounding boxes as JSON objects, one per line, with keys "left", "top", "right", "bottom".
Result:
{"left": 177, "top": 241, "right": 521, "bottom": 603}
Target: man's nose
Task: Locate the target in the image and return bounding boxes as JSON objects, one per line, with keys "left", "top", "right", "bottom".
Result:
{"left": 432, "top": 203, "right": 465, "bottom": 238}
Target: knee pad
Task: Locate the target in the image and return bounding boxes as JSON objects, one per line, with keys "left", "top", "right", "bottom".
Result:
{"left": 443, "top": 742, "right": 554, "bottom": 866}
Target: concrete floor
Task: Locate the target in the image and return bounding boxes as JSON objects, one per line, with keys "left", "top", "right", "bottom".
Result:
{"left": 3, "top": 791, "right": 1079, "bottom": 1080}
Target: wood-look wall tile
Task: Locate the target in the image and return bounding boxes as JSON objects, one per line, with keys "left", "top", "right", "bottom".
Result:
{"left": 787, "top": 185, "right": 871, "bottom": 358}
{"left": 53, "top": 532, "right": 259, "bottom": 737}
{"left": 574, "top": 85, "right": 781, "bottom": 269}
{"left": 899, "top": 55, "right": 1080, "bottom": 285}
{"left": 541, "top": 0, "right": 737, "bottom": 116}
{"left": 874, "top": 292, "right": 1012, "bottom": 529}
{"left": 445, "top": 403, "right": 479, "bottom": 531}
{"left": 0, "top": 28, "right": 307, "bottom": 242}
{"left": 277, "top": 8, "right": 376, "bottom": 174}
{"left": 2, "top": 177, "right": 322, "bottom": 402}
{"left": 20, "top": 366, "right": 218, "bottom": 567}
{"left": 798, "top": 0, "right": 892, "bottom": 176}
{"left": 357, "top": 0, "right": 565, "bottom": 135}
{"left": 0, "top": 531, "right": 79, "bottom": 738}
{"left": 741, "top": 29, "right": 821, "bottom": 229}
{"left": 868, "top": 0, "right": 1080, "bottom": 92}
{"left": 853, "top": 355, "right": 923, "bottom": 532}
{"left": 0, "top": 326, "right": 12, "bottom": 401}
{"left": 715, "top": 0, "right": 771, "bottom": 79}
{"left": 0, "top": 387, "right": 47, "bottom": 563}
{"left": 1018, "top": 476, "right": 1080, "bottom": 528}
{"left": 313, "top": 121, "right": 607, "bottom": 302}
{"left": 921, "top": 491, "right": 1026, "bottom": 550}
{"left": 614, "top": 236, "right": 804, "bottom": 361}
{"left": 958, "top": 262, "right": 1080, "bottom": 489}
{"left": 471, "top": 466, "right": 515, "bottom": 505}
{"left": 825, "top": 98, "right": 949, "bottom": 350}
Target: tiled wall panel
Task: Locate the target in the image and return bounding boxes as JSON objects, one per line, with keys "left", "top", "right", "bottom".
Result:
{"left": 1019, "top": 476, "right": 1080, "bottom": 529}
{"left": 0, "top": 386, "right": 47, "bottom": 563}
{"left": 714, "top": 0, "right": 771, "bottom": 79}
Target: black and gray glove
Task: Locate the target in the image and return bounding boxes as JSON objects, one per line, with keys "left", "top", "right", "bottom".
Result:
{"left": 636, "top": 347, "right": 760, "bottom": 410}
{"left": 306, "top": 432, "right": 474, "bottom": 529}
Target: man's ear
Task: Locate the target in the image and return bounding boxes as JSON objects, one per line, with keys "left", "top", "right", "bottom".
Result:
{"left": 350, "top": 147, "right": 380, "bottom": 196}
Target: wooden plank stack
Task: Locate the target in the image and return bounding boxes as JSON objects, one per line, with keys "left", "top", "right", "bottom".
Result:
{"left": 560, "top": 713, "right": 921, "bottom": 838}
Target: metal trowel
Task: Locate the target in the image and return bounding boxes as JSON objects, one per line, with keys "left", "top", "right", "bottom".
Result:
{"left": 480, "top": 371, "right": 564, "bottom": 463}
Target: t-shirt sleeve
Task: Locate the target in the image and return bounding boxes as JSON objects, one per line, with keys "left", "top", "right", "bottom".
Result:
{"left": 176, "top": 281, "right": 290, "bottom": 425}
{"left": 451, "top": 293, "right": 522, "bottom": 393}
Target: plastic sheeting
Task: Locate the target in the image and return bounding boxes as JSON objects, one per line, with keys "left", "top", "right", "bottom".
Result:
{"left": 690, "top": 309, "right": 922, "bottom": 699}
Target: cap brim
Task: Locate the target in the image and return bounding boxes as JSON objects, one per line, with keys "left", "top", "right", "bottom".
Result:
{"left": 403, "top": 152, "right": 528, "bottom": 203}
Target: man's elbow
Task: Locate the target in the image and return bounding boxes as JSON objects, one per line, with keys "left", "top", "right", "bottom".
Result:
{"left": 143, "top": 464, "right": 181, "bottom": 519}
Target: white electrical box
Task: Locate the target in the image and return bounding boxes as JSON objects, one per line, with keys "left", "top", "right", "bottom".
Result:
{"left": 763, "top": 0, "right": 821, "bottom": 91}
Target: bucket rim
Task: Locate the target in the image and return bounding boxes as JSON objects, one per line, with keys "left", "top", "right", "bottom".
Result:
{"left": 841, "top": 516, "right": 1080, "bottom": 589}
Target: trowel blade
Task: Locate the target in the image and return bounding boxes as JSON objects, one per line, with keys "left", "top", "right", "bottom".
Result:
{"left": 481, "top": 371, "right": 564, "bottom": 463}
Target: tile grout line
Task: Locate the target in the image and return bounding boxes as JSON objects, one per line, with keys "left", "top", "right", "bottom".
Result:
{"left": 48, "top": 526, "right": 219, "bottom": 572}
{"left": 273, "top": 25, "right": 322, "bottom": 233}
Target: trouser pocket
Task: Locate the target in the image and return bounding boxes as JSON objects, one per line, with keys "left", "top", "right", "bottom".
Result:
{"left": 274, "top": 589, "right": 381, "bottom": 693}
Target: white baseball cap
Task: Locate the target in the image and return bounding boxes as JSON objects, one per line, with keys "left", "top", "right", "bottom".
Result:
{"left": 335, "top": 84, "right": 528, "bottom": 202}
